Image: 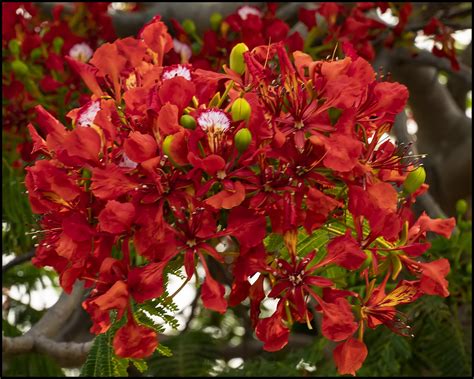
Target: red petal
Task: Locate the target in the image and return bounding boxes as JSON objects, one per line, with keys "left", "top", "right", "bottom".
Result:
{"left": 416, "top": 212, "right": 456, "bottom": 239}
{"left": 187, "top": 153, "right": 225, "bottom": 175}
{"left": 113, "top": 319, "right": 158, "bottom": 359}
{"left": 91, "top": 164, "right": 137, "bottom": 200}
{"left": 157, "top": 102, "right": 181, "bottom": 135}
{"left": 124, "top": 131, "right": 158, "bottom": 163}
{"left": 90, "top": 42, "right": 127, "bottom": 102}
{"left": 419, "top": 258, "right": 450, "bottom": 297}
{"left": 98, "top": 200, "right": 136, "bottom": 234}
{"left": 90, "top": 280, "right": 129, "bottom": 319}
{"left": 201, "top": 274, "right": 227, "bottom": 314}
{"left": 61, "top": 126, "right": 102, "bottom": 164}
{"left": 166, "top": 130, "right": 189, "bottom": 166}
{"left": 62, "top": 212, "right": 94, "bottom": 242}
{"left": 333, "top": 338, "right": 368, "bottom": 376}
{"left": 320, "top": 231, "right": 367, "bottom": 270}
{"left": 320, "top": 298, "right": 358, "bottom": 341}
{"left": 158, "top": 77, "right": 195, "bottom": 112}
{"left": 205, "top": 181, "right": 246, "bottom": 210}
{"left": 255, "top": 302, "right": 289, "bottom": 351}
{"left": 139, "top": 16, "right": 173, "bottom": 66}
{"left": 128, "top": 261, "right": 167, "bottom": 303}
{"left": 227, "top": 207, "right": 266, "bottom": 247}
{"left": 66, "top": 56, "right": 103, "bottom": 97}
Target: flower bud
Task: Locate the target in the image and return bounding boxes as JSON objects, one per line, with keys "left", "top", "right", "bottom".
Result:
{"left": 162, "top": 135, "right": 174, "bottom": 157}
{"left": 52, "top": 37, "right": 64, "bottom": 53}
{"left": 456, "top": 199, "right": 468, "bottom": 215}
{"left": 231, "top": 98, "right": 251, "bottom": 122}
{"left": 11, "top": 60, "right": 29, "bottom": 76}
{"left": 182, "top": 19, "right": 196, "bottom": 35}
{"left": 210, "top": 12, "right": 223, "bottom": 31}
{"left": 234, "top": 128, "right": 252, "bottom": 153}
{"left": 163, "top": 135, "right": 181, "bottom": 167}
{"left": 30, "top": 47, "right": 42, "bottom": 60}
{"left": 403, "top": 166, "right": 426, "bottom": 194}
{"left": 191, "top": 42, "right": 201, "bottom": 55}
{"left": 230, "top": 43, "right": 249, "bottom": 75}
{"left": 8, "top": 39, "right": 20, "bottom": 57}
{"left": 180, "top": 114, "right": 196, "bottom": 130}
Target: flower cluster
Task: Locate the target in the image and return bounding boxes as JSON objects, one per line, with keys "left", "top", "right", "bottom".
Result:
{"left": 25, "top": 16, "right": 456, "bottom": 375}
{"left": 2, "top": 2, "right": 115, "bottom": 165}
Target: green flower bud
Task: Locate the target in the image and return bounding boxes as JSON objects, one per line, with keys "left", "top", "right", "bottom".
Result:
{"left": 456, "top": 199, "right": 468, "bottom": 215}
{"left": 182, "top": 19, "right": 196, "bottom": 35}
{"left": 162, "top": 135, "right": 181, "bottom": 167}
{"left": 234, "top": 128, "right": 252, "bottom": 153}
{"left": 403, "top": 166, "right": 426, "bottom": 194}
{"left": 467, "top": 263, "right": 472, "bottom": 274}
{"left": 180, "top": 114, "right": 196, "bottom": 130}
{"left": 8, "top": 39, "right": 21, "bottom": 57}
{"left": 231, "top": 98, "right": 251, "bottom": 122}
{"left": 52, "top": 37, "right": 64, "bottom": 53}
{"left": 30, "top": 47, "right": 43, "bottom": 60}
{"left": 162, "top": 135, "right": 174, "bottom": 157}
{"left": 191, "top": 42, "right": 201, "bottom": 55}
{"left": 210, "top": 12, "right": 223, "bottom": 31}
{"left": 230, "top": 43, "right": 249, "bottom": 75}
{"left": 11, "top": 59, "right": 29, "bottom": 76}
{"left": 361, "top": 250, "right": 372, "bottom": 269}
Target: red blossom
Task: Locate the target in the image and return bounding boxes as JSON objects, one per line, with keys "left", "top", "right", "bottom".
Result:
{"left": 113, "top": 318, "right": 158, "bottom": 359}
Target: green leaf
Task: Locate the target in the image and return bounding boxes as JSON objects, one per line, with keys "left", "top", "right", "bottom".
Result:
{"left": 80, "top": 315, "right": 129, "bottom": 377}
{"left": 131, "top": 359, "right": 148, "bottom": 373}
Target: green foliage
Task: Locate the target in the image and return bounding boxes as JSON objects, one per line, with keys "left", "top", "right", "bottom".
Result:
{"left": 80, "top": 317, "right": 129, "bottom": 377}
{"left": 147, "top": 331, "right": 218, "bottom": 377}
{"left": 403, "top": 297, "right": 471, "bottom": 376}
{"left": 219, "top": 338, "right": 336, "bottom": 377}
{"left": 3, "top": 352, "right": 66, "bottom": 377}
{"left": 2, "top": 156, "right": 35, "bottom": 254}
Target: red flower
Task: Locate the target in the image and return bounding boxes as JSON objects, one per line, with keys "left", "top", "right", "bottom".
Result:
{"left": 113, "top": 318, "right": 158, "bottom": 359}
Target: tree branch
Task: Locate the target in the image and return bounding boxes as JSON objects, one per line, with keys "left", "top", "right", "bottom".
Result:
{"left": 391, "top": 47, "right": 472, "bottom": 83}
{"left": 2, "top": 250, "right": 35, "bottom": 274}
{"left": 2, "top": 335, "right": 92, "bottom": 367}
{"left": 3, "top": 282, "right": 92, "bottom": 368}
{"left": 28, "top": 282, "right": 87, "bottom": 338}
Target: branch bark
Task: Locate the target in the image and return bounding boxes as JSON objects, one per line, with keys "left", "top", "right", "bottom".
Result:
{"left": 391, "top": 47, "right": 472, "bottom": 83}
{"left": 2, "top": 282, "right": 93, "bottom": 367}
{"left": 2, "top": 250, "right": 35, "bottom": 274}
{"left": 2, "top": 335, "right": 92, "bottom": 367}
